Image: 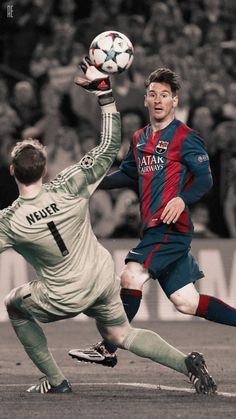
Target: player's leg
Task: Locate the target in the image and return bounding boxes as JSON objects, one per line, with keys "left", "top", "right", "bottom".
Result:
{"left": 68, "top": 228, "right": 194, "bottom": 365}
{"left": 170, "top": 282, "right": 200, "bottom": 315}
{"left": 69, "top": 266, "right": 148, "bottom": 367}
{"left": 115, "top": 229, "right": 166, "bottom": 328}
{"left": 97, "top": 320, "right": 188, "bottom": 374}
{"left": 69, "top": 285, "right": 217, "bottom": 395}
{"left": 167, "top": 255, "right": 236, "bottom": 326}
{"left": 5, "top": 285, "right": 72, "bottom": 393}
{"left": 69, "top": 269, "right": 216, "bottom": 394}
{"left": 96, "top": 321, "right": 216, "bottom": 394}
{"left": 195, "top": 294, "right": 236, "bottom": 325}
{"left": 94, "top": 230, "right": 165, "bottom": 356}
{"left": 103, "top": 261, "right": 150, "bottom": 353}
{"left": 120, "top": 261, "right": 150, "bottom": 314}
{"left": 171, "top": 285, "right": 236, "bottom": 326}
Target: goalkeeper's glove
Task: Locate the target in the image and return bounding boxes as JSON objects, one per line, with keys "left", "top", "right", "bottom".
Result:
{"left": 74, "top": 56, "right": 114, "bottom": 106}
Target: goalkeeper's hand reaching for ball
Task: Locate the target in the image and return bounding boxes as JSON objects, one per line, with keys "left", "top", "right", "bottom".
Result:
{"left": 74, "top": 56, "right": 114, "bottom": 106}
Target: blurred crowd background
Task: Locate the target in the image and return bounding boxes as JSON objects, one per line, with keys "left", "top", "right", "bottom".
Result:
{"left": 0, "top": 0, "right": 236, "bottom": 239}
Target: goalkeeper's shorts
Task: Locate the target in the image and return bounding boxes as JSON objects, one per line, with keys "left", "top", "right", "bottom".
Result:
{"left": 5, "top": 278, "right": 127, "bottom": 327}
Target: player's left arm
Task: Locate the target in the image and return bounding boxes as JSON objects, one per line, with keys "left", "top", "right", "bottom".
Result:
{"left": 179, "top": 131, "right": 213, "bottom": 203}
{"left": 57, "top": 110, "right": 121, "bottom": 198}
{"left": 53, "top": 58, "right": 121, "bottom": 198}
{"left": 78, "top": 108, "right": 121, "bottom": 196}
{"left": 98, "top": 142, "right": 139, "bottom": 190}
{"left": 161, "top": 131, "right": 213, "bottom": 224}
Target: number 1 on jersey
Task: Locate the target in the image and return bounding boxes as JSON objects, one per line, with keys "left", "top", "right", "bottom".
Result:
{"left": 47, "top": 221, "right": 69, "bottom": 256}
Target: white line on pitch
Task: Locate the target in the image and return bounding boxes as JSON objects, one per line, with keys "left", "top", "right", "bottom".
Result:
{"left": 1, "top": 382, "right": 236, "bottom": 398}
{"left": 117, "top": 383, "right": 236, "bottom": 398}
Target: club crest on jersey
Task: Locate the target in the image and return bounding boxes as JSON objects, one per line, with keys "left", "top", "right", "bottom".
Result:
{"left": 79, "top": 155, "right": 95, "bottom": 168}
{"left": 155, "top": 140, "right": 168, "bottom": 154}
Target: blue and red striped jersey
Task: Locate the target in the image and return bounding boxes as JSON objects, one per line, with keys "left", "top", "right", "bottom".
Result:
{"left": 120, "top": 119, "right": 212, "bottom": 233}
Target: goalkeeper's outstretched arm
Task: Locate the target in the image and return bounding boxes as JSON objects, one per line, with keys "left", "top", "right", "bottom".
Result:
{"left": 71, "top": 57, "right": 121, "bottom": 195}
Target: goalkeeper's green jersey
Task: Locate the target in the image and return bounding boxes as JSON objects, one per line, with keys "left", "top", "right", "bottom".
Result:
{"left": 0, "top": 112, "right": 121, "bottom": 313}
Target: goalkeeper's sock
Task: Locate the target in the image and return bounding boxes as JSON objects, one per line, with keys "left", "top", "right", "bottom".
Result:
{"left": 122, "top": 328, "right": 188, "bottom": 375}
{"left": 196, "top": 294, "right": 236, "bottom": 326}
{"left": 10, "top": 317, "right": 66, "bottom": 386}
{"left": 104, "top": 288, "right": 142, "bottom": 353}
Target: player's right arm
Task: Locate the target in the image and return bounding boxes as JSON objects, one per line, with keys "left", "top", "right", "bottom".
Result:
{"left": 99, "top": 169, "right": 137, "bottom": 189}
{"left": 99, "top": 142, "right": 139, "bottom": 190}
{"left": 0, "top": 217, "right": 13, "bottom": 253}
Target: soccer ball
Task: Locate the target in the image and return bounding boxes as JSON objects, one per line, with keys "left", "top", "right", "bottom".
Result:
{"left": 89, "top": 31, "right": 134, "bottom": 74}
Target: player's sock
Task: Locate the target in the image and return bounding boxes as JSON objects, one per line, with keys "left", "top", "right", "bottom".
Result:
{"left": 104, "top": 288, "right": 142, "bottom": 353}
{"left": 120, "top": 288, "right": 142, "bottom": 320}
{"left": 10, "top": 317, "right": 66, "bottom": 386}
{"left": 196, "top": 294, "right": 236, "bottom": 326}
{"left": 122, "top": 328, "right": 188, "bottom": 375}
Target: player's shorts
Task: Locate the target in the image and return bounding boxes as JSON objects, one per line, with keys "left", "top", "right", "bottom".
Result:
{"left": 5, "top": 278, "right": 127, "bottom": 327}
{"left": 125, "top": 225, "right": 204, "bottom": 297}
{"left": 84, "top": 279, "right": 127, "bottom": 326}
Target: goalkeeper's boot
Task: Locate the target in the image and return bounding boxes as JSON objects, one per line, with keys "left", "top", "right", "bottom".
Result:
{"left": 69, "top": 342, "right": 117, "bottom": 368}
{"left": 185, "top": 352, "right": 217, "bottom": 395}
{"left": 27, "top": 377, "right": 72, "bottom": 394}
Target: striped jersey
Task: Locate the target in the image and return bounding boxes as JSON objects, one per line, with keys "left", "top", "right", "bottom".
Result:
{"left": 120, "top": 119, "right": 211, "bottom": 233}
{"left": 0, "top": 112, "right": 121, "bottom": 312}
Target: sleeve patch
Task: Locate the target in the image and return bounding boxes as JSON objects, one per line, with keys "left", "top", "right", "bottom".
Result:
{"left": 197, "top": 154, "right": 209, "bottom": 163}
{"left": 79, "top": 155, "right": 95, "bottom": 169}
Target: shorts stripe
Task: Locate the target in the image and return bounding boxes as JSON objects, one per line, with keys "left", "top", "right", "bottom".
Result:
{"left": 143, "top": 227, "right": 171, "bottom": 271}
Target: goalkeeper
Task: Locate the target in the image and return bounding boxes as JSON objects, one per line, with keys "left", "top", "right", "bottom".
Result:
{"left": 3, "top": 58, "right": 216, "bottom": 395}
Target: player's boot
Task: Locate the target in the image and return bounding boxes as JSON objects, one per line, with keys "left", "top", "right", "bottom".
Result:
{"left": 27, "top": 377, "right": 72, "bottom": 394}
{"left": 185, "top": 352, "right": 217, "bottom": 394}
{"left": 68, "top": 342, "right": 117, "bottom": 368}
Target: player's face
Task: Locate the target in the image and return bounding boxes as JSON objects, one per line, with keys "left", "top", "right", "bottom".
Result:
{"left": 144, "top": 82, "right": 178, "bottom": 124}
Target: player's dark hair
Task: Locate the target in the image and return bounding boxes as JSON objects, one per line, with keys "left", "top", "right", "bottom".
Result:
{"left": 11, "top": 139, "right": 46, "bottom": 184}
{"left": 145, "top": 68, "right": 181, "bottom": 95}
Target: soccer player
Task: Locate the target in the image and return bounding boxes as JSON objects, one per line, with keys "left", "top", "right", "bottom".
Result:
{"left": 2, "top": 59, "right": 216, "bottom": 395}
{"left": 70, "top": 67, "right": 236, "bottom": 369}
